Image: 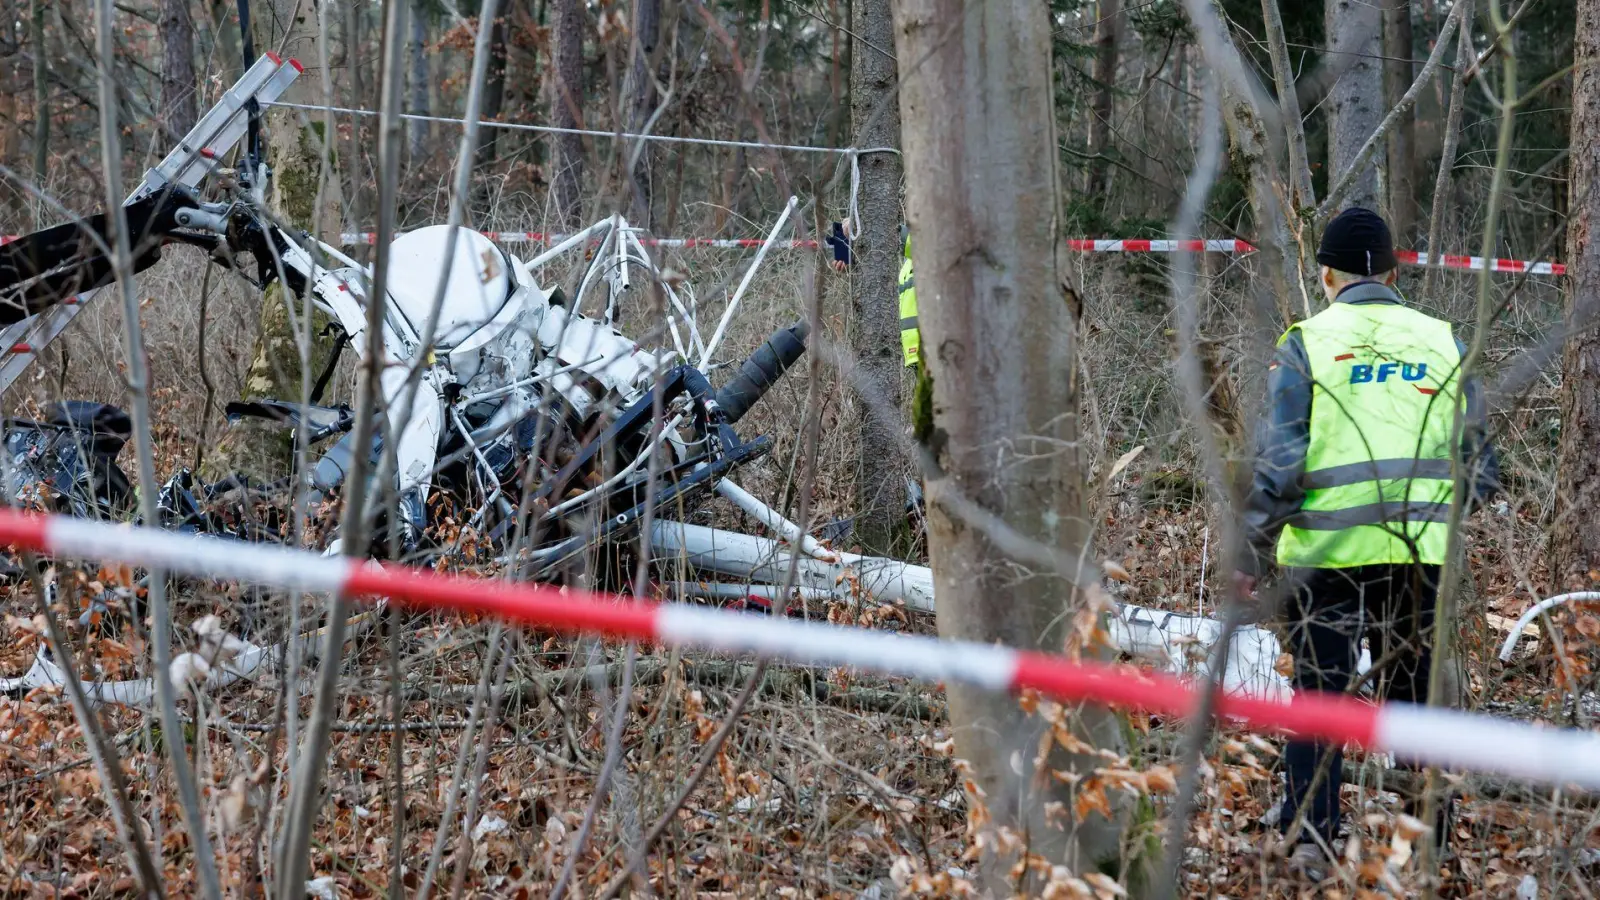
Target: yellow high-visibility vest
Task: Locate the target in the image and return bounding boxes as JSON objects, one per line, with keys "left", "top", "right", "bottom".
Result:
{"left": 898, "top": 235, "right": 918, "bottom": 367}
{"left": 1276, "top": 301, "right": 1464, "bottom": 568}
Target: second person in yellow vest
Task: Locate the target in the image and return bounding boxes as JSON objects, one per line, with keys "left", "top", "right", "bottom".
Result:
{"left": 898, "top": 230, "right": 919, "bottom": 368}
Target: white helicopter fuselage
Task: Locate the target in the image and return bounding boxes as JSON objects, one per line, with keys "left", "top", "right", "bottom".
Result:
{"left": 289, "top": 224, "right": 676, "bottom": 523}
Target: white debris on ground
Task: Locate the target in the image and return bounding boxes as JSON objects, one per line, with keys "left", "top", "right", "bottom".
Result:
{"left": 471, "top": 814, "right": 510, "bottom": 843}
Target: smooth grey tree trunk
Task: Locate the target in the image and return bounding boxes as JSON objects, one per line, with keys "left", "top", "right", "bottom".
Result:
{"left": 552, "top": 0, "right": 585, "bottom": 228}
{"left": 1261, "top": 0, "right": 1316, "bottom": 214}
{"left": 1086, "top": 0, "right": 1121, "bottom": 198}
{"left": 1422, "top": 3, "right": 1472, "bottom": 304}
{"left": 1326, "top": 0, "right": 1384, "bottom": 212}
{"left": 31, "top": 0, "right": 48, "bottom": 186}
{"left": 1383, "top": 0, "right": 1417, "bottom": 238}
{"left": 622, "top": 0, "right": 660, "bottom": 227}
{"left": 159, "top": 0, "right": 198, "bottom": 138}
{"left": 473, "top": 10, "right": 508, "bottom": 209}
{"left": 891, "top": 0, "right": 1135, "bottom": 887}
{"left": 409, "top": 7, "right": 431, "bottom": 160}
{"left": 848, "top": 0, "right": 906, "bottom": 556}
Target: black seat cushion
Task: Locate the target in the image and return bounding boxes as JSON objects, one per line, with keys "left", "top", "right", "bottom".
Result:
{"left": 46, "top": 401, "right": 132, "bottom": 456}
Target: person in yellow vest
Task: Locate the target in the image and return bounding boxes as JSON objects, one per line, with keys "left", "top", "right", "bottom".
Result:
{"left": 1233, "top": 208, "right": 1498, "bottom": 876}
{"left": 898, "top": 229, "right": 919, "bottom": 368}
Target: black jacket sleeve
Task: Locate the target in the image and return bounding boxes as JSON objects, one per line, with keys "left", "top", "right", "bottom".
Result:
{"left": 1240, "top": 332, "right": 1312, "bottom": 575}
{"left": 1458, "top": 338, "right": 1502, "bottom": 508}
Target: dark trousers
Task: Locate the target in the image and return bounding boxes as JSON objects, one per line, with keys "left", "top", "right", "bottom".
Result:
{"left": 1280, "top": 564, "right": 1440, "bottom": 844}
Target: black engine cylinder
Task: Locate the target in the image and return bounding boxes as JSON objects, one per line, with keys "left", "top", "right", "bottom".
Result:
{"left": 713, "top": 318, "right": 810, "bottom": 424}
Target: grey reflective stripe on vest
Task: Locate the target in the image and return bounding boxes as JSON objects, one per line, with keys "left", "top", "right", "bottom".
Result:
{"left": 1299, "top": 458, "right": 1454, "bottom": 491}
{"left": 900, "top": 315, "right": 918, "bottom": 330}
{"left": 899, "top": 276, "right": 914, "bottom": 293}
{"left": 1286, "top": 500, "right": 1453, "bottom": 531}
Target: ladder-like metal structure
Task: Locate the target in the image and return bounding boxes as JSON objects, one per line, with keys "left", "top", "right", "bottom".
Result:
{"left": 0, "top": 52, "right": 302, "bottom": 393}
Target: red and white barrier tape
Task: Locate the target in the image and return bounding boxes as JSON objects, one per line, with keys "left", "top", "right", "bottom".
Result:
{"left": 0, "top": 232, "right": 1561, "bottom": 274}
{"left": 321, "top": 232, "right": 1566, "bottom": 275}
{"left": 1064, "top": 239, "right": 1565, "bottom": 274}
{"left": 2, "top": 508, "right": 1598, "bottom": 790}
{"left": 1066, "top": 239, "right": 1256, "bottom": 253}
{"left": 1393, "top": 249, "right": 1566, "bottom": 276}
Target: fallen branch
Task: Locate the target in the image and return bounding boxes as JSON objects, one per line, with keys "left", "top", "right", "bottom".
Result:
{"left": 211, "top": 718, "right": 476, "bottom": 733}
{"left": 0, "top": 755, "right": 95, "bottom": 790}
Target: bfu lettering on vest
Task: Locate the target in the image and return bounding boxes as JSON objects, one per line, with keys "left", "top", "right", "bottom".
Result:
{"left": 1349, "top": 362, "right": 1429, "bottom": 384}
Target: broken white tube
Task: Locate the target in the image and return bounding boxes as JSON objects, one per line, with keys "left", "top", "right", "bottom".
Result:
{"left": 522, "top": 218, "right": 612, "bottom": 271}
{"left": 649, "top": 520, "right": 1294, "bottom": 701}
{"left": 650, "top": 519, "right": 935, "bottom": 613}
{"left": 1109, "top": 605, "right": 1293, "bottom": 703}
{"left": 715, "top": 479, "right": 839, "bottom": 563}
{"left": 698, "top": 196, "right": 797, "bottom": 369}
{"left": 1498, "top": 592, "right": 1600, "bottom": 662}
{"left": 670, "top": 581, "right": 835, "bottom": 604}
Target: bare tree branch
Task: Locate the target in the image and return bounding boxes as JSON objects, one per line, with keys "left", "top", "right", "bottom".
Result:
{"left": 28, "top": 567, "right": 167, "bottom": 899}
{"left": 1261, "top": 0, "right": 1316, "bottom": 212}
{"left": 1423, "top": 0, "right": 1475, "bottom": 303}
{"left": 1144, "top": 69, "right": 1243, "bottom": 900}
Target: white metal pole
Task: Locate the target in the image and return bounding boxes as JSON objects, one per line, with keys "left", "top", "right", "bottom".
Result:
{"left": 699, "top": 196, "right": 797, "bottom": 368}
{"left": 715, "top": 478, "right": 838, "bottom": 562}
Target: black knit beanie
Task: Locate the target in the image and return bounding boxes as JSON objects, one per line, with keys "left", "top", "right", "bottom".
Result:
{"left": 1316, "top": 207, "right": 1398, "bottom": 276}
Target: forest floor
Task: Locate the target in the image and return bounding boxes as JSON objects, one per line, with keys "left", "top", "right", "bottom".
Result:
{"left": 0, "top": 462, "right": 1594, "bottom": 900}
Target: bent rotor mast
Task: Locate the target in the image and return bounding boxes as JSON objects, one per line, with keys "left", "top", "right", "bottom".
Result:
{"left": 0, "top": 54, "right": 303, "bottom": 393}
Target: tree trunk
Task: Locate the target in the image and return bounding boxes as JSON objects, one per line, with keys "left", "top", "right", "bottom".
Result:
{"left": 1085, "top": 0, "right": 1121, "bottom": 199}
{"left": 1383, "top": 0, "right": 1416, "bottom": 238}
{"left": 209, "top": 0, "right": 242, "bottom": 76}
{"left": 408, "top": 7, "right": 430, "bottom": 161}
{"left": 254, "top": 0, "right": 344, "bottom": 242}
{"left": 891, "top": 0, "right": 1134, "bottom": 887}
{"left": 622, "top": 0, "right": 660, "bottom": 227}
{"left": 159, "top": 0, "right": 198, "bottom": 138}
{"left": 551, "top": 0, "right": 585, "bottom": 228}
{"left": 212, "top": 0, "right": 345, "bottom": 480}
{"left": 473, "top": 10, "right": 508, "bottom": 187}
{"left": 848, "top": 0, "right": 906, "bottom": 557}
{"left": 1326, "top": 0, "right": 1384, "bottom": 212}
{"left": 30, "top": 0, "right": 48, "bottom": 189}
{"left": 344, "top": 0, "right": 365, "bottom": 229}
{"left": 1422, "top": 1, "right": 1472, "bottom": 305}
{"left": 1553, "top": 0, "right": 1600, "bottom": 589}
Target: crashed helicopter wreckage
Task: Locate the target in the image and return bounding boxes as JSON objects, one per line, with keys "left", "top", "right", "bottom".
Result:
{"left": 0, "top": 53, "right": 1291, "bottom": 704}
